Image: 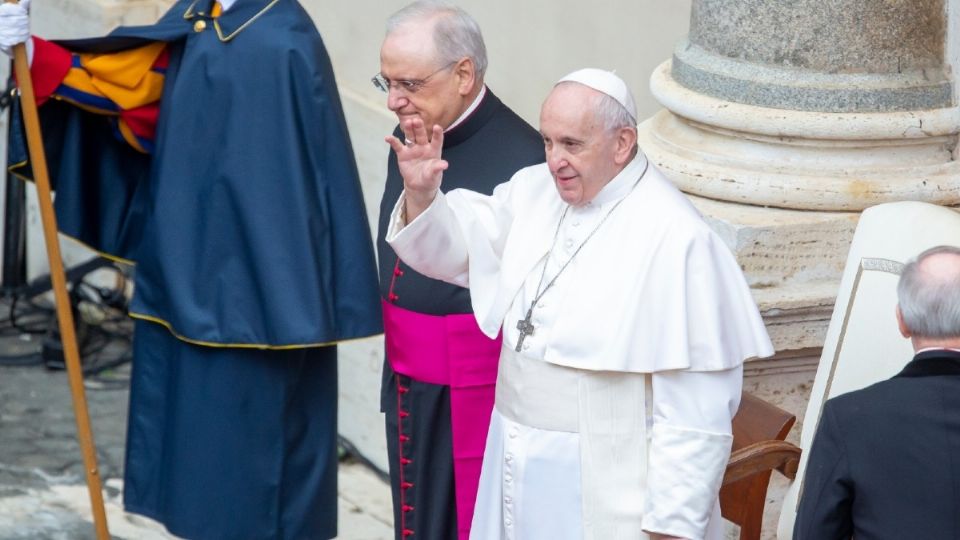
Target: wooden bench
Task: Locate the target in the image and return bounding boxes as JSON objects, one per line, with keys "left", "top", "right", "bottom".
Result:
{"left": 720, "top": 392, "right": 802, "bottom": 540}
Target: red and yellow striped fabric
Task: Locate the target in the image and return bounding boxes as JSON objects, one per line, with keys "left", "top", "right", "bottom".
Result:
{"left": 29, "top": 37, "right": 169, "bottom": 153}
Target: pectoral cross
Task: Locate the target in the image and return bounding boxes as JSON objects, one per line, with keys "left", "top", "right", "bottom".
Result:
{"left": 515, "top": 307, "right": 535, "bottom": 352}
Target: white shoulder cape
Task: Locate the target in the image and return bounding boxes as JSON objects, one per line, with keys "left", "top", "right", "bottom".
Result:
{"left": 388, "top": 156, "right": 773, "bottom": 373}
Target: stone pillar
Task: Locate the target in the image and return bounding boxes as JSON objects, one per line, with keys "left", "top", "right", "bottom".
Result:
{"left": 640, "top": 6, "right": 958, "bottom": 534}
{"left": 639, "top": 0, "right": 959, "bottom": 381}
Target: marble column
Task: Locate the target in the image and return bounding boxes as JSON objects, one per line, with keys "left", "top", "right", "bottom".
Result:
{"left": 639, "top": 6, "right": 958, "bottom": 535}
{"left": 638, "top": 0, "right": 959, "bottom": 373}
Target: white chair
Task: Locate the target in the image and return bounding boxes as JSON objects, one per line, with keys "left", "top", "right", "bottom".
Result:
{"left": 777, "top": 201, "right": 960, "bottom": 538}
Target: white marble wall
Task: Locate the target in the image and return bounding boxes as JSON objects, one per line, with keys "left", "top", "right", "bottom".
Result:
{"left": 952, "top": 1, "right": 960, "bottom": 85}
{"left": 310, "top": 0, "right": 693, "bottom": 127}
{"left": 952, "top": 0, "right": 960, "bottom": 155}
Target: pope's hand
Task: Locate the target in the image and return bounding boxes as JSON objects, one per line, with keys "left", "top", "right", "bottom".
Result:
{"left": 0, "top": 0, "right": 30, "bottom": 57}
{"left": 385, "top": 117, "right": 448, "bottom": 223}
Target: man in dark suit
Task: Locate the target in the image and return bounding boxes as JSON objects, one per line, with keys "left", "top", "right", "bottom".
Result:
{"left": 794, "top": 244, "right": 960, "bottom": 540}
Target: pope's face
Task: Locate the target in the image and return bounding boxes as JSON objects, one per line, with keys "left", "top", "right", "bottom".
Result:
{"left": 540, "top": 84, "right": 625, "bottom": 206}
{"left": 379, "top": 21, "right": 464, "bottom": 133}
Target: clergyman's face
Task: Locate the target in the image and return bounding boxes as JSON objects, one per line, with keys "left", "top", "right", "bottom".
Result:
{"left": 539, "top": 84, "right": 624, "bottom": 206}
{"left": 379, "top": 20, "right": 463, "bottom": 132}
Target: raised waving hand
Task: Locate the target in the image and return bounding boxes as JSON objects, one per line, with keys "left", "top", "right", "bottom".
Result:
{"left": 385, "top": 118, "right": 448, "bottom": 223}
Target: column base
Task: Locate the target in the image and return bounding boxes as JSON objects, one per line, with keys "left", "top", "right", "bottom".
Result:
{"left": 642, "top": 61, "right": 960, "bottom": 211}
{"left": 681, "top": 193, "right": 849, "bottom": 354}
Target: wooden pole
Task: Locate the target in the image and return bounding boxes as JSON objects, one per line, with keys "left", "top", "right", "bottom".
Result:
{"left": 9, "top": 29, "right": 111, "bottom": 540}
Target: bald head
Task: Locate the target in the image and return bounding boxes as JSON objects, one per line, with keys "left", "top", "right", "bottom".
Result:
{"left": 896, "top": 245, "right": 960, "bottom": 347}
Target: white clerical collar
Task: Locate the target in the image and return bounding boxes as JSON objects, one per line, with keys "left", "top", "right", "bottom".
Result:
{"left": 445, "top": 86, "right": 487, "bottom": 132}
{"left": 586, "top": 151, "right": 648, "bottom": 207}
{"left": 916, "top": 347, "right": 960, "bottom": 354}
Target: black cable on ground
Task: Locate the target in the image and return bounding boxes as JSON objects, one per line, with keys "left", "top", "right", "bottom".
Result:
{"left": 0, "top": 259, "right": 133, "bottom": 376}
{"left": 337, "top": 436, "right": 390, "bottom": 483}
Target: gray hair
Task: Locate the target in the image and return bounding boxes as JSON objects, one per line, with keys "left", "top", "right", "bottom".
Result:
{"left": 897, "top": 245, "right": 960, "bottom": 339}
{"left": 386, "top": 1, "right": 488, "bottom": 78}
{"left": 595, "top": 91, "right": 637, "bottom": 132}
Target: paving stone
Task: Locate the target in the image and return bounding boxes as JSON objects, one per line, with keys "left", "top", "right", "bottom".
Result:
{"left": 1, "top": 334, "right": 393, "bottom": 539}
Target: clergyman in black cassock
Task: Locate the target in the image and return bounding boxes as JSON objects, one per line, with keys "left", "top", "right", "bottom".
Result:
{"left": 375, "top": 4, "right": 544, "bottom": 538}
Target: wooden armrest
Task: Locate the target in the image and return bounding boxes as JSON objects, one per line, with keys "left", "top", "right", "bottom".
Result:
{"left": 723, "top": 440, "right": 802, "bottom": 486}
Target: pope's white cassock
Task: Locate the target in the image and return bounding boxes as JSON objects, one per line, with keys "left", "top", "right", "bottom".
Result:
{"left": 386, "top": 151, "right": 774, "bottom": 540}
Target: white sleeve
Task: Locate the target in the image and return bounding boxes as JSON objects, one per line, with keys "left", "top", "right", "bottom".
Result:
{"left": 386, "top": 179, "right": 516, "bottom": 290}
{"left": 386, "top": 190, "right": 471, "bottom": 287}
{"left": 642, "top": 366, "right": 742, "bottom": 539}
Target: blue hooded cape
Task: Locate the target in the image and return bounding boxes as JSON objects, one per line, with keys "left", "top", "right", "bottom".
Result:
{"left": 9, "top": 0, "right": 382, "bottom": 348}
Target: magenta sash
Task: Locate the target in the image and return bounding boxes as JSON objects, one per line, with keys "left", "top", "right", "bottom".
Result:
{"left": 383, "top": 300, "right": 501, "bottom": 540}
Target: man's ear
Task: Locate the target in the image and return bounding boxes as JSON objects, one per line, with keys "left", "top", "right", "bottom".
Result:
{"left": 454, "top": 57, "right": 477, "bottom": 96}
{"left": 615, "top": 127, "right": 638, "bottom": 165}
{"left": 896, "top": 305, "right": 912, "bottom": 339}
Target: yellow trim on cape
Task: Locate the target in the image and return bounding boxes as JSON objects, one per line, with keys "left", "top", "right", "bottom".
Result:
{"left": 61, "top": 235, "right": 136, "bottom": 266}
{"left": 182, "top": 0, "right": 211, "bottom": 18}
{"left": 130, "top": 311, "right": 383, "bottom": 350}
{"left": 7, "top": 165, "right": 380, "bottom": 351}
{"left": 214, "top": 0, "right": 278, "bottom": 42}
{"left": 183, "top": 0, "right": 280, "bottom": 43}
{"left": 6, "top": 164, "right": 138, "bottom": 266}
{"left": 8, "top": 159, "right": 27, "bottom": 176}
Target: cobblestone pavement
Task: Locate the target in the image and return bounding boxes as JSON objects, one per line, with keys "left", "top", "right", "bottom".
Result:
{"left": 0, "top": 333, "right": 392, "bottom": 540}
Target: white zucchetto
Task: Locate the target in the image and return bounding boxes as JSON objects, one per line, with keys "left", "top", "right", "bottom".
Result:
{"left": 557, "top": 68, "right": 637, "bottom": 123}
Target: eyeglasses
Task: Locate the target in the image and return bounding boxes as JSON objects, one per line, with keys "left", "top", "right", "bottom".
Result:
{"left": 372, "top": 61, "right": 456, "bottom": 94}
